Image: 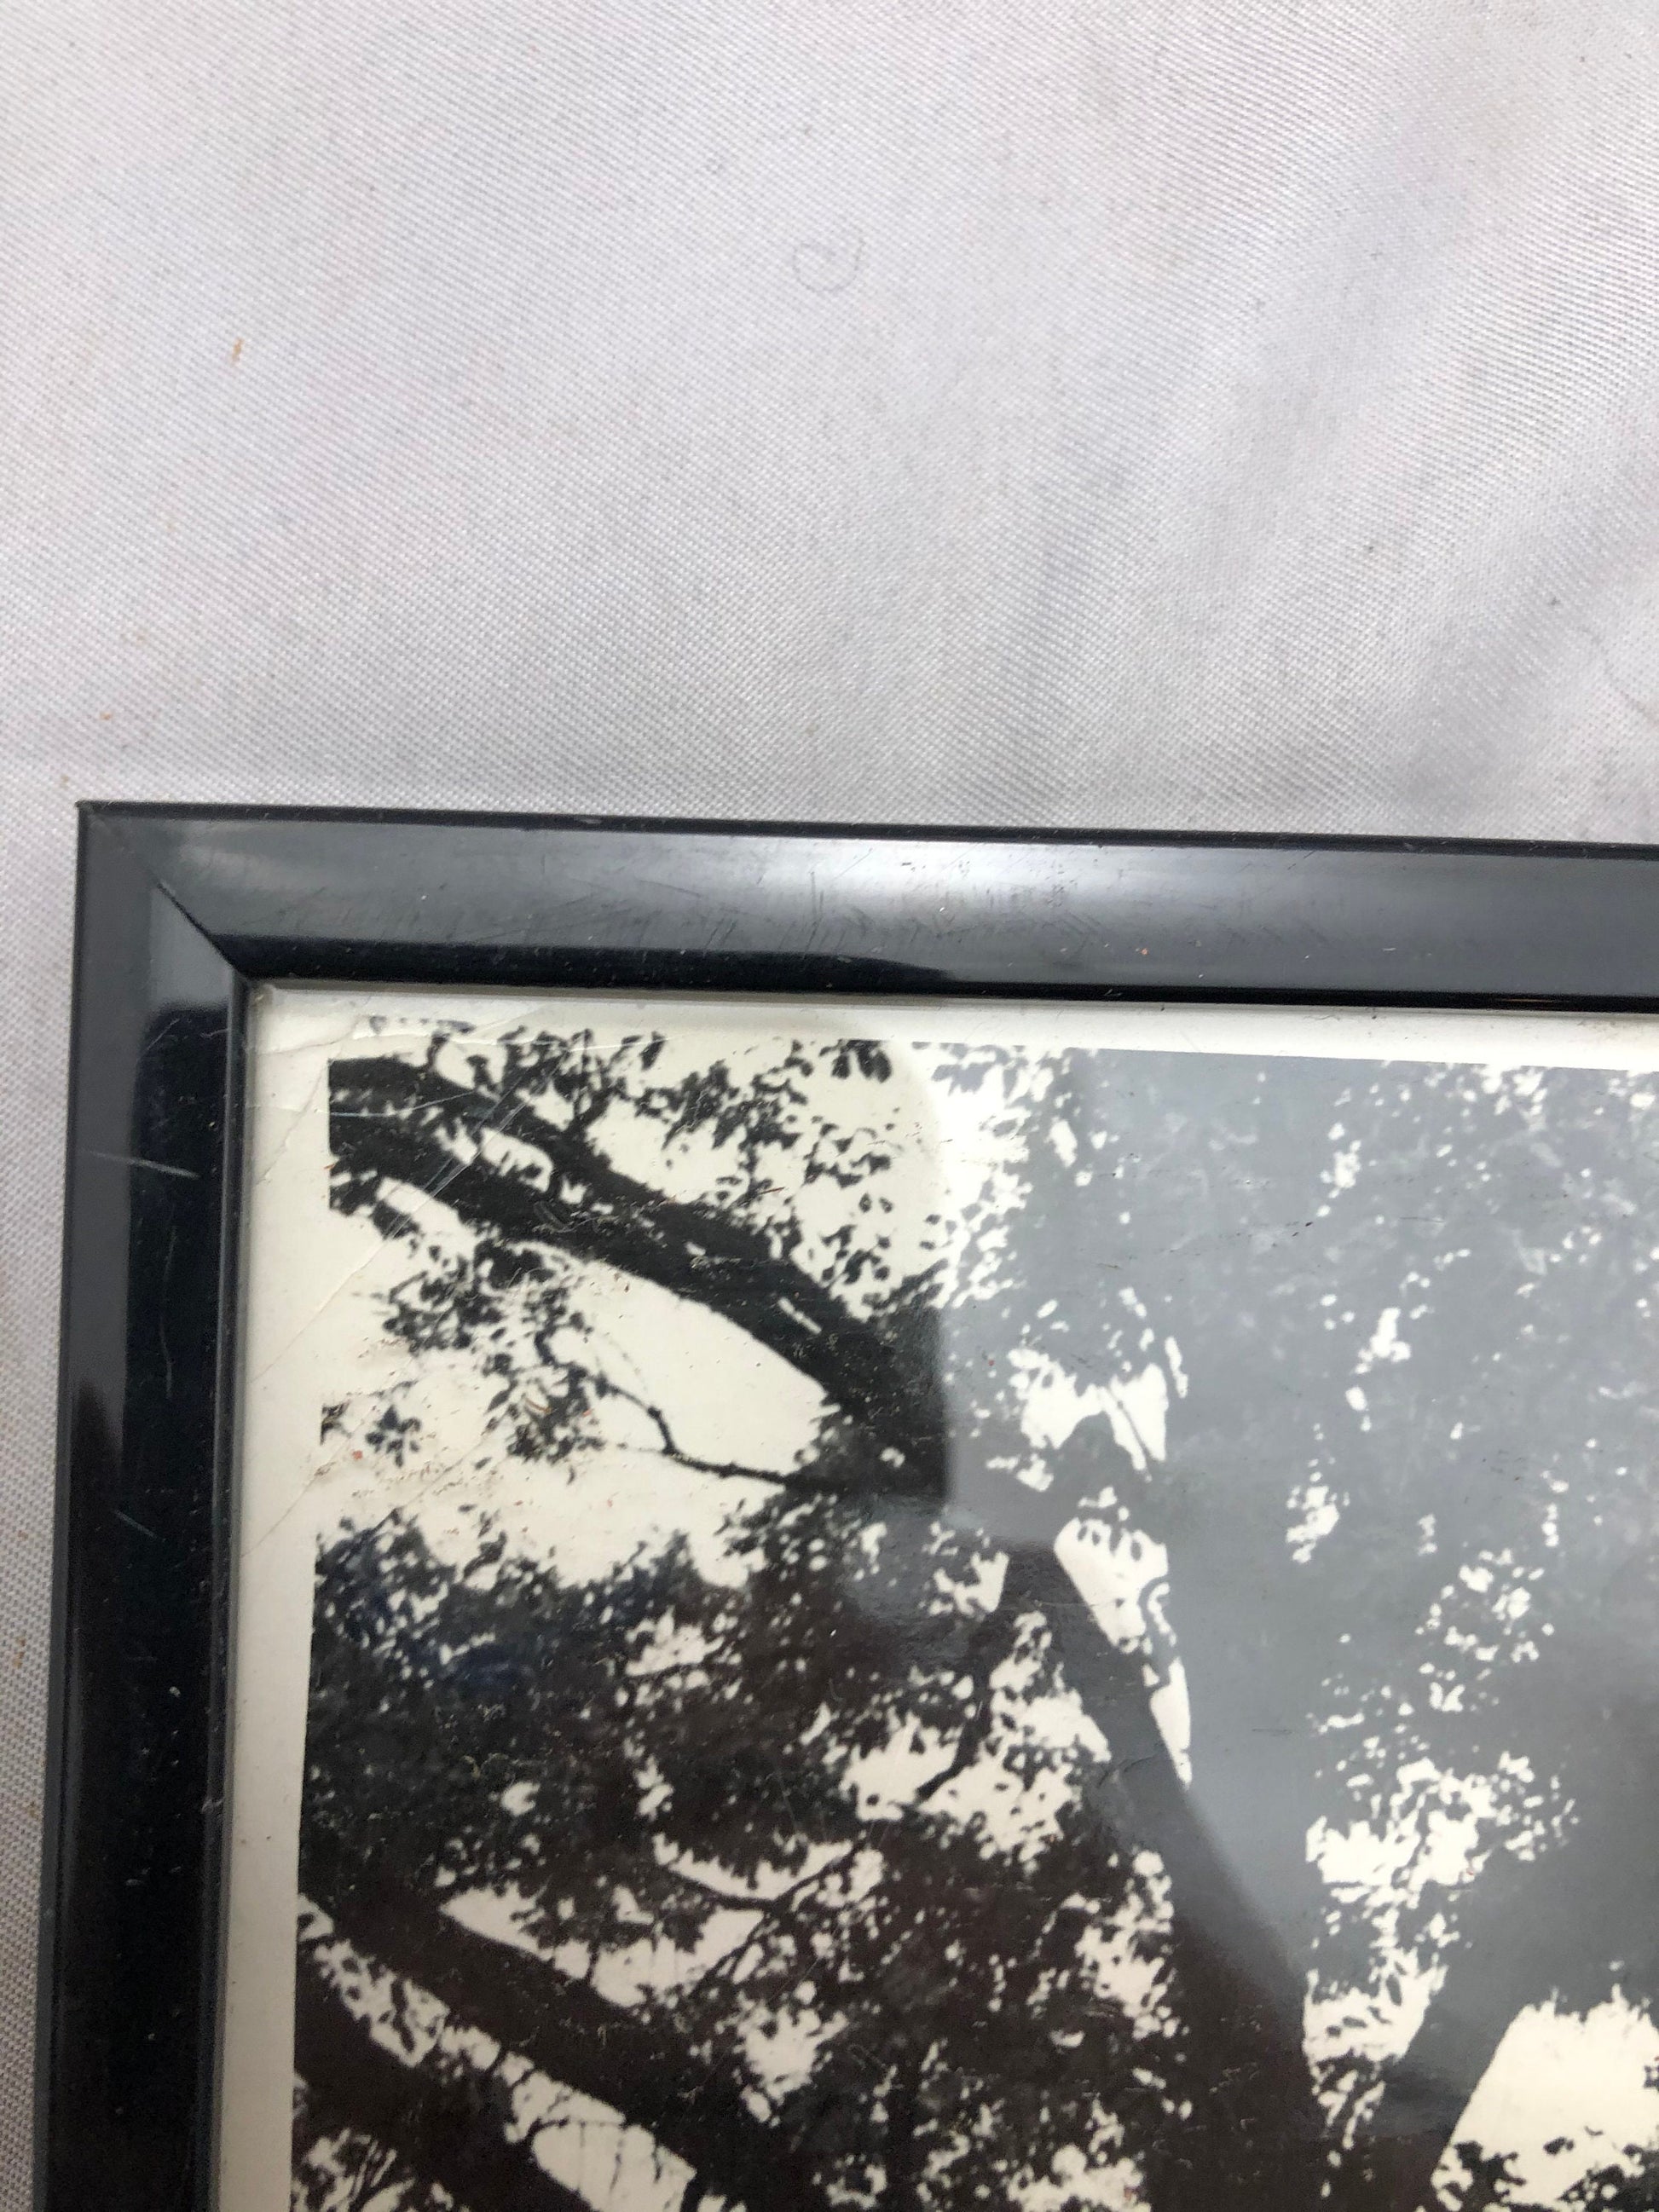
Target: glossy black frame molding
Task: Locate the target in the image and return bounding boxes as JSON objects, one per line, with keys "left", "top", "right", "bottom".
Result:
{"left": 39, "top": 802, "right": 1659, "bottom": 2212}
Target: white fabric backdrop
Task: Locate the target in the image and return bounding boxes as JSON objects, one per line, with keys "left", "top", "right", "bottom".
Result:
{"left": 5, "top": 0, "right": 1659, "bottom": 2195}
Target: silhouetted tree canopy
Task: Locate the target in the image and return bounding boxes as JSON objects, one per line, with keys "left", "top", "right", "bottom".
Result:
{"left": 296, "top": 1015, "right": 1659, "bottom": 2212}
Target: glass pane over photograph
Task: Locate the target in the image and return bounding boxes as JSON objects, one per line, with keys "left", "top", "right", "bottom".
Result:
{"left": 223, "top": 988, "right": 1659, "bottom": 2212}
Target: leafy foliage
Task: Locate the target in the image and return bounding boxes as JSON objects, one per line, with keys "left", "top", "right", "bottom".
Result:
{"left": 302, "top": 1017, "right": 1659, "bottom": 2212}
{"left": 305, "top": 1498, "right": 1171, "bottom": 2209}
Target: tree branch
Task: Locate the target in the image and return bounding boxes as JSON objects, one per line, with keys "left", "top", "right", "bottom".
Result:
{"left": 658, "top": 1843, "right": 854, "bottom": 1915}
{"left": 331, "top": 1056, "right": 945, "bottom": 1497}
{"left": 294, "top": 1932, "right": 592, "bottom": 2212}
{"left": 1353, "top": 1822, "right": 1659, "bottom": 2210}
{"left": 914, "top": 1591, "right": 1026, "bottom": 1805}
{"left": 593, "top": 1376, "right": 792, "bottom": 1489}
{"left": 1002, "top": 1545, "right": 1330, "bottom": 2212}
{"left": 303, "top": 1834, "right": 841, "bottom": 2212}
{"left": 881, "top": 2047, "right": 924, "bottom": 2212}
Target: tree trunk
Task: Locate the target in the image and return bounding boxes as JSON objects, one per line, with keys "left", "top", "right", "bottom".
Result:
{"left": 882, "top": 2047, "right": 924, "bottom": 2212}
{"left": 1006, "top": 1546, "right": 1330, "bottom": 2212}
{"left": 1345, "top": 1822, "right": 1659, "bottom": 2212}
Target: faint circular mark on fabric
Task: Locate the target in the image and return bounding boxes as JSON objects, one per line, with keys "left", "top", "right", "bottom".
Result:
{"left": 791, "top": 232, "right": 864, "bottom": 294}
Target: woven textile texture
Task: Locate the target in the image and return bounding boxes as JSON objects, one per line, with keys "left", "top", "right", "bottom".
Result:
{"left": 6, "top": 0, "right": 1659, "bottom": 2198}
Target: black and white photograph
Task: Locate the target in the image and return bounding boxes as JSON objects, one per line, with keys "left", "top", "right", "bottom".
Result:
{"left": 223, "top": 989, "right": 1659, "bottom": 2212}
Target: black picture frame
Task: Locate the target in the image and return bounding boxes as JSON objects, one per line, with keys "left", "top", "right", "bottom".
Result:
{"left": 39, "top": 801, "right": 1659, "bottom": 2212}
